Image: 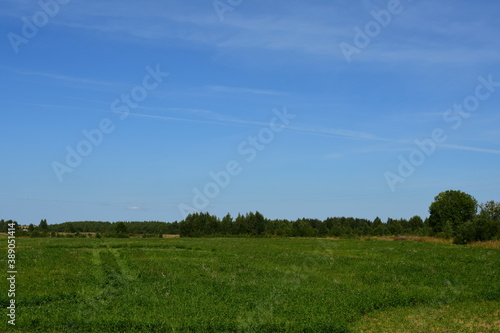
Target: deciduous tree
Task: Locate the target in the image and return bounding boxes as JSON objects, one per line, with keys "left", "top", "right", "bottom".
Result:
{"left": 429, "top": 190, "right": 477, "bottom": 236}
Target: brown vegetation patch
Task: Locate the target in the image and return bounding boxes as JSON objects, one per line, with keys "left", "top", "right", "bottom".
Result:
{"left": 162, "top": 234, "right": 180, "bottom": 238}
{"left": 358, "top": 236, "right": 500, "bottom": 249}
{"left": 469, "top": 240, "right": 500, "bottom": 249}
{"left": 358, "top": 235, "right": 453, "bottom": 244}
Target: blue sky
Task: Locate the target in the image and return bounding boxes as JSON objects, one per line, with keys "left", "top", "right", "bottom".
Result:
{"left": 1, "top": 0, "right": 499, "bottom": 224}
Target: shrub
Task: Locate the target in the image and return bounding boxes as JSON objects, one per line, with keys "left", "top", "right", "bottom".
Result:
{"left": 454, "top": 216, "right": 500, "bottom": 244}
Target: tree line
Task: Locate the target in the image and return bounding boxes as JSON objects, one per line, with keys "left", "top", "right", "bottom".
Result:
{"left": 2, "top": 190, "right": 499, "bottom": 244}
{"left": 0, "top": 220, "right": 179, "bottom": 238}
{"left": 179, "top": 212, "right": 429, "bottom": 238}
{"left": 179, "top": 190, "right": 500, "bottom": 244}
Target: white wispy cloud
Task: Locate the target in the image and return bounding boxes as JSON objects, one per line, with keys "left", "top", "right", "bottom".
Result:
{"left": 118, "top": 112, "right": 224, "bottom": 126}
{"left": 206, "top": 85, "right": 287, "bottom": 96}
{"left": 131, "top": 105, "right": 228, "bottom": 121}
{"left": 439, "top": 144, "right": 500, "bottom": 155}
{"left": 287, "top": 125, "right": 389, "bottom": 142}
{"left": 12, "top": 1, "right": 347, "bottom": 58}
{"left": 124, "top": 110, "right": 388, "bottom": 142}
{"left": 20, "top": 103, "right": 98, "bottom": 113}
{"left": 14, "top": 69, "right": 116, "bottom": 87}
{"left": 8, "top": 0, "right": 494, "bottom": 66}
{"left": 127, "top": 206, "right": 145, "bottom": 211}
{"left": 212, "top": 15, "right": 345, "bottom": 56}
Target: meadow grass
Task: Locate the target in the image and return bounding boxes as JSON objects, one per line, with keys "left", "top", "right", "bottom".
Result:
{"left": 1, "top": 237, "right": 499, "bottom": 332}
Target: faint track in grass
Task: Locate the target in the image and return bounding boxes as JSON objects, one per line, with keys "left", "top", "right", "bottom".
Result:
{"left": 89, "top": 248, "right": 137, "bottom": 302}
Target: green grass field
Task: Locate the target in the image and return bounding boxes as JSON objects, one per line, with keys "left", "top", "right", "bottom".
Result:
{"left": 1, "top": 237, "right": 499, "bottom": 332}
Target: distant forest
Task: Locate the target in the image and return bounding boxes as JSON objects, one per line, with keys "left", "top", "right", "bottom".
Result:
{"left": 0, "top": 215, "right": 426, "bottom": 237}
{"left": 1, "top": 214, "right": 430, "bottom": 239}
{"left": 0, "top": 220, "right": 179, "bottom": 238}
{"left": 2, "top": 190, "right": 499, "bottom": 245}
{"left": 178, "top": 212, "right": 427, "bottom": 238}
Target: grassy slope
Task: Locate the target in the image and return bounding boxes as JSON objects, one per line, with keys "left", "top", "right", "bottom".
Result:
{"left": 0, "top": 237, "right": 499, "bottom": 332}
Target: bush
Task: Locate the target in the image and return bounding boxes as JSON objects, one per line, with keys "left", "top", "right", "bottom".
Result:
{"left": 453, "top": 221, "right": 474, "bottom": 244}
{"left": 454, "top": 217, "right": 500, "bottom": 244}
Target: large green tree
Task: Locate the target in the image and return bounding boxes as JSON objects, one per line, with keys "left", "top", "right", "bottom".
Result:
{"left": 428, "top": 190, "right": 477, "bottom": 235}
